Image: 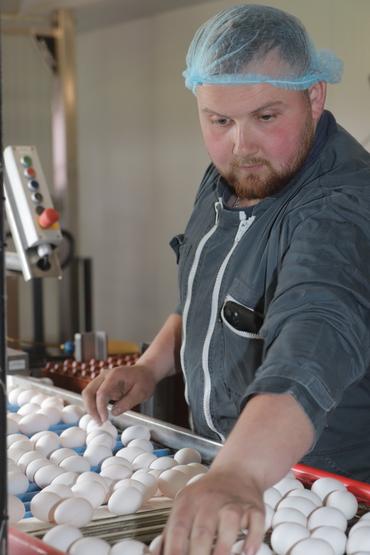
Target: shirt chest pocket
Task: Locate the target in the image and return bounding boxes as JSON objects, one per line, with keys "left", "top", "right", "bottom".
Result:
{"left": 221, "top": 278, "right": 264, "bottom": 340}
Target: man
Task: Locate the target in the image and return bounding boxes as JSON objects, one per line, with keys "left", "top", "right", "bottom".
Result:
{"left": 83, "top": 5, "right": 370, "bottom": 554}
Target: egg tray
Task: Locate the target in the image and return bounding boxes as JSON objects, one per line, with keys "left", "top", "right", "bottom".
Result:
{"left": 8, "top": 402, "right": 171, "bottom": 519}
{"left": 42, "top": 353, "right": 140, "bottom": 394}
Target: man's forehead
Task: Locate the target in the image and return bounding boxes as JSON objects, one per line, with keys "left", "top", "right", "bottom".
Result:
{"left": 196, "top": 83, "right": 297, "bottom": 113}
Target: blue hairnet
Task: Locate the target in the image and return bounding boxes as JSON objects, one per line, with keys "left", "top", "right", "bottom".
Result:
{"left": 183, "top": 4, "right": 343, "bottom": 93}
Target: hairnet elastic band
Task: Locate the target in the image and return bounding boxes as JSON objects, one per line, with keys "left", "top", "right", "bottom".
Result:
{"left": 183, "top": 71, "right": 342, "bottom": 94}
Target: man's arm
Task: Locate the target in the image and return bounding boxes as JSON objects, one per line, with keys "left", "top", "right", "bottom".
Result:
{"left": 161, "top": 392, "right": 314, "bottom": 555}
{"left": 82, "top": 313, "right": 182, "bottom": 422}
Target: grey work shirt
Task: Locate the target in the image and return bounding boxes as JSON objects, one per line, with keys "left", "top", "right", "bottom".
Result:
{"left": 171, "top": 111, "right": 370, "bottom": 482}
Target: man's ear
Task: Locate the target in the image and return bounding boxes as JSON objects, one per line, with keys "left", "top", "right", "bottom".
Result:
{"left": 308, "top": 81, "right": 327, "bottom": 124}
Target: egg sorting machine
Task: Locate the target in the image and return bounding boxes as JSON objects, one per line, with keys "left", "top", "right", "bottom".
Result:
{"left": 8, "top": 375, "right": 370, "bottom": 555}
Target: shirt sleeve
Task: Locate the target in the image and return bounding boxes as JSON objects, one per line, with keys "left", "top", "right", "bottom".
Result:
{"left": 242, "top": 193, "right": 370, "bottom": 444}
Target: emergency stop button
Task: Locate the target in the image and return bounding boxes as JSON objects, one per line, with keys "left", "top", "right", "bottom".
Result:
{"left": 38, "top": 208, "right": 59, "bottom": 229}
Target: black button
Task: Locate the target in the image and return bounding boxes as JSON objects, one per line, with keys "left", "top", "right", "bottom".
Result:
{"left": 35, "top": 205, "right": 45, "bottom": 215}
{"left": 31, "top": 192, "right": 43, "bottom": 203}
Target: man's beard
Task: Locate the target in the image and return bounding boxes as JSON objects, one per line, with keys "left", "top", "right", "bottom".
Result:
{"left": 221, "top": 115, "right": 315, "bottom": 201}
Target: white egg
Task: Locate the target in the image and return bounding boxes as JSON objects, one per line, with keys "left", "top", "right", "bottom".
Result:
{"left": 272, "top": 508, "right": 307, "bottom": 528}
{"left": 116, "top": 446, "right": 146, "bottom": 464}
{"left": 60, "top": 455, "right": 91, "bottom": 474}
{"left": 110, "top": 538, "right": 149, "bottom": 555}
{"left": 349, "top": 520, "right": 370, "bottom": 536}
{"left": 174, "top": 447, "right": 202, "bottom": 465}
{"left": 307, "top": 506, "right": 347, "bottom": 532}
{"left": 31, "top": 392, "right": 48, "bottom": 405}
{"left": 270, "top": 522, "right": 310, "bottom": 555}
{"left": 132, "top": 452, "right": 157, "bottom": 470}
{"left": 8, "top": 471, "right": 29, "bottom": 495}
{"left": 34, "top": 432, "right": 61, "bottom": 457}
{"left": 53, "top": 497, "right": 94, "bottom": 527}
{"left": 30, "top": 491, "right": 61, "bottom": 522}
{"left": 287, "top": 487, "right": 322, "bottom": 507}
{"left": 43, "top": 524, "right": 83, "bottom": 552}
{"left": 128, "top": 438, "right": 154, "bottom": 452}
{"left": 34, "top": 464, "right": 64, "bottom": 488}
{"left": 158, "top": 468, "right": 189, "bottom": 498}
{"left": 51, "top": 471, "right": 78, "bottom": 487}
{"left": 255, "top": 543, "right": 273, "bottom": 555}
{"left": 273, "top": 477, "right": 304, "bottom": 497}
{"left": 101, "top": 456, "right": 133, "bottom": 471}
{"left": 100, "top": 463, "right": 132, "bottom": 481}
{"left": 44, "top": 484, "right": 74, "bottom": 498}
{"left": 311, "top": 478, "right": 346, "bottom": 501}
{"left": 7, "top": 415, "right": 19, "bottom": 435}
{"left": 325, "top": 489, "right": 358, "bottom": 519}
{"left": 150, "top": 457, "right": 177, "bottom": 471}
{"left": 121, "top": 425, "right": 151, "bottom": 444}
{"left": 346, "top": 526, "right": 370, "bottom": 554}
{"left": 113, "top": 479, "right": 149, "bottom": 502}
{"left": 264, "top": 487, "right": 283, "bottom": 509}
{"left": 41, "top": 396, "right": 64, "bottom": 410}
{"left": 17, "top": 450, "right": 44, "bottom": 472}
{"left": 76, "top": 471, "right": 110, "bottom": 493}
{"left": 277, "top": 495, "right": 317, "bottom": 517}
{"left": 69, "top": 536, "right": 111, "bottom": 555}
{"left": 131, "top": 471, "right": 158, "bottom": 498}
{"left": 71, "top": 481, "right": 106, "bottom": 508}
{"left": 186, "top": 462, "right": 208, "bottom": 474}
{"left": 8, "top": 387, "right": 25, "bottom": 405}
{"left": 78, "top": 413, "right": 93, "bottom": 430}
{"left": 149, "top": 535, "right": 163, "bottom": 553}
{"left": 17, "top": 402, "right": 40, "bottom": 416}
{"left": 289, "top": 538, "right": 335, "bottom": 555}
{"left": 86, "top": 419, "right": 118, "bottom": 439}
{"left": 8, "top": 444, "right": 33, "bottom": 463}
{"left": 50, "top": 447, "right": 76, "bottom": 465}
{"left": 311, "top": 525, "right": 347, "bottom": 555}
{"left": 17, "top": 389, "right": 38, "bottom": 406}
{"left": 19, "top": 413, "right": 50, "bottom": 435}
{"left": 25, "top": 457, "right": 49, "bottom": 481}
{"left": 108, "top": 485, "right": 144, "bottom": 515}
{"left": 86, "top": 431, "right": 115, "bottom": 449}
{"left": 7, "top": 433, "right": 29, "bottom": 447}
{"left": 62, "top": 405, "right": 85, "bottom": 424}
{"left": 8, "top": 494, "right": 25, "bottom": 524}
{"left": 360, "top": 512, "right": 370, "bottom": 521}
{"left": 60, "top": 427, "right": 86, "bottom": 448}
{"left": 83, "top": 445, "right": 112, "bottom": 466}
{"left": 39, "top": 406, "right": 62, "bottom": 426}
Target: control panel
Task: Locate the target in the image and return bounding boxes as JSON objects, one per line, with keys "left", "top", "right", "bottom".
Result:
{"left": 4, "top": 145, "right": 62, "bottom": 280}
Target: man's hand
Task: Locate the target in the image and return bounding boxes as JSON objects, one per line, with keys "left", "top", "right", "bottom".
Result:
{"left": 82, "top": 364, "right": 157, "bottom": 423}
{"left": 156, "top": 468, "right": 265, "bottom": 555}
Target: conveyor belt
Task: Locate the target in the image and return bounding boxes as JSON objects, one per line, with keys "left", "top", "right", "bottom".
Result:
{"left": 8, "top": 375, "right": 370, "bottom": 554}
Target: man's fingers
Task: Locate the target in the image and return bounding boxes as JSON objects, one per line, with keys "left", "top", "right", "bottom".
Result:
{"left": 213, "top": 504, "right": 244, "bottom": 555}
{"left": 110, "top": 382, "right": 145, "bottom": 416}
{"left": 243, "top": 507, "right": 265, "bottom": 555}
{"left": 189, "top": 508, "right": 217, "bottom": 554}
{"left": 82, "top": 374, "right": 105, "bottom": 422}
{"left": 163, "top": 497, "right": 195, "bottom": 555}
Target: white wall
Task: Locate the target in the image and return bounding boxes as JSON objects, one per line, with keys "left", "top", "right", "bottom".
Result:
{"left": 76, "top": 0, "right": 370, "bottom": 345}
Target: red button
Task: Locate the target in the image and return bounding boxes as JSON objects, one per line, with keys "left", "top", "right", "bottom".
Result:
{"left": 24, "top": 167, "right": 36, "bottom": 178}
{"left": 38, "top": 208, "right": 59, "bottom": 229}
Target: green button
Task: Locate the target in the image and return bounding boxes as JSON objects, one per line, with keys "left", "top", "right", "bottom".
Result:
{"left": 20, "top": 155, "right": 33, "bottom": 167}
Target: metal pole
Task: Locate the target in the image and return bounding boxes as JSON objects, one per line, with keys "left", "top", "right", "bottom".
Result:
{"left": 0, "top": 13, "right": 8, "bottom": 554}
{"left": 51, "top": 10, "right": 79, "bottom": 342}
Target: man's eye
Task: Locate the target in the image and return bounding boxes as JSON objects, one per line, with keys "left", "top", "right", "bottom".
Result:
{"left": 259, "top": 113, "right": 276, "bottom": 121}
{"left": 211, "top": 118, "right": 230, "bottom": 126}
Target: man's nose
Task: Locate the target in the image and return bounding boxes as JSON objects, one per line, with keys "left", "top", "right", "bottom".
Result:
{"left": 232, "top": 124, "right": 259, "bottom": 157}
